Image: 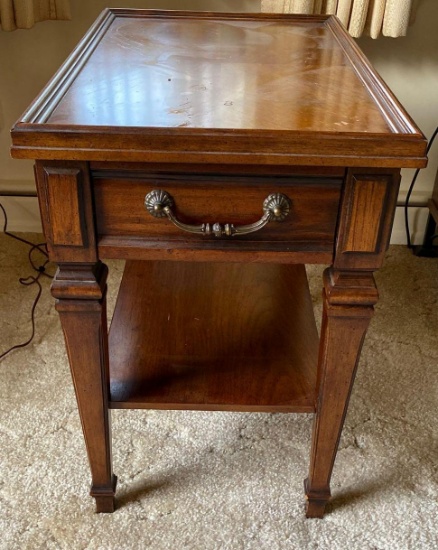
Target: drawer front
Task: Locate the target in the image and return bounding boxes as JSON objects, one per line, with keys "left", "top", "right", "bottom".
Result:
{"left": 93, "top": 174, "right": 342, "bottom": 246}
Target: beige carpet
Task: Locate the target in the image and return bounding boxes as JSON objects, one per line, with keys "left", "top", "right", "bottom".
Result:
{"left": 0, "top": 233, "right": 437, "bottom": 549}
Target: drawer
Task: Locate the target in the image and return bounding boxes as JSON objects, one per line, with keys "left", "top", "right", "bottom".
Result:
{"left": 93, "top": 173, "right": 342, "bottom": 247}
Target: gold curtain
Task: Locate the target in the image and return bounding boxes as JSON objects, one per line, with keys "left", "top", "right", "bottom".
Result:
{"left": 261, "top": 0, "right": 416, "bottom": 38}
{"left": 0, "top": 0, "right": 71, "bottom": 31}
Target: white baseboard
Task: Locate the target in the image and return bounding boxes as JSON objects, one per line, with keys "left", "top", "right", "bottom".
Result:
{"left": 0, "top": 196, "right": 43, "bottom": 233}
{"left": 391, "top": 206, "right": 429, "bottom": 246}
{"left": 0, "top": 196, "right": 430, "bottom": 247}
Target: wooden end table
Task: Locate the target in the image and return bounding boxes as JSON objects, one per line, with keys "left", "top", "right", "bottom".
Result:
{"left": 11, "top": 10, "right": 427, "bottom": 518}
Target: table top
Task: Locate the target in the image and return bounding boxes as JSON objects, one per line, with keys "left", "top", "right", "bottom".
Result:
{"left": 46, "top": 16, "right": 390, "bottom": 133}
{"left": 11, "top": 9, "right": 427, "bottom": 168}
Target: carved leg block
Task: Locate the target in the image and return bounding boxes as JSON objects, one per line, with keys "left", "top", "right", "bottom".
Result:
{"left": 52, "top": 262, "right": 116, "bottom": 513}
{"left": 91, "top": 475, "right": 118, "bottom": 513}
{"left": 305, "top": 268, "right": 378, "bottom": 518}
{"left": 304, "top": 478, "right": 331, "bottom": 519}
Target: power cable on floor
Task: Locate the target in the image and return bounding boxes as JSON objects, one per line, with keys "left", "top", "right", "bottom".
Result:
{"left": 0, "top": 202, "right": 55, "bottom": 361}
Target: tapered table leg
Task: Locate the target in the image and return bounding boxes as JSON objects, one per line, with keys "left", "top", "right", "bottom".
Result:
{"left": 52, "top": 261, "right": 116, "bottom": 513}
{"left": 305, "top": 268, "right": 378, "bottom": 518}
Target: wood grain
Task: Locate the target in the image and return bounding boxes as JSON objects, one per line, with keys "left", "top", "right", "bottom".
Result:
{"left": 334, "top": 168, "right": 401, "bottom": 271}
{"left": 93, "top": 174, "right": 342, "bottom": 245}
{"left": 96, "top": 238, "right": 335, "bottom": 265}
{"left": 305, "top": 267, "right": 378, "bottom": 518}
{"left": 44, "top": 16, "right": 389, "bottom": 133}
{"left": 109, "top": 260, "right": 318, "bottom": 412}
{"left": 35, "top": 161, "right": 97, "bottom": 264}
{"left": 44, "top": 168, "right": 84, "bottom": 247}
{"left": 52, "top": 263, "right": 116, "bottom": 513}
{"left": 12, "top": 9, "right": 429, "bottom": 517}
{"left": 10, "top": 11, "right": 427, "bottom": 168}
{"left": 343, "top": 177, "right": 388, "bottom": 252}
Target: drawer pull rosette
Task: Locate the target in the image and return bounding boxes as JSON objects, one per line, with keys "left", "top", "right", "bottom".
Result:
{"left": 144, "top": 190, "right": 291, "bottom": 238}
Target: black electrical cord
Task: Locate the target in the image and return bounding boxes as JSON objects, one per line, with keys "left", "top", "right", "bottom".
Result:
{"left": 404, "top": 126, "right": 438, "bottom": 249}
{"left": 0, "top": 202, "right": 55, "bottom": 361}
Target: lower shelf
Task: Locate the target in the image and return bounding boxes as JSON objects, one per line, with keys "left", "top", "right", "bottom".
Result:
{"left": 108, "top": 260, "right": 318, "bottom": 413}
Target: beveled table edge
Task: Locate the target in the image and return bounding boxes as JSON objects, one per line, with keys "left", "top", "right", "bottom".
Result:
{"left": 10, "top": 9, "right": 428, "bottom": 168}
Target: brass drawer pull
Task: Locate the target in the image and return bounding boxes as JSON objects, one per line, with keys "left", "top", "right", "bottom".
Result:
{"left": 144, "top": 190, "right": 291, "bottom": 238}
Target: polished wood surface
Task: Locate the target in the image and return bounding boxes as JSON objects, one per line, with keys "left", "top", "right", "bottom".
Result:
{"left": 93, "top": 174, "right": 342, "bottom": 245}
{"left": 11, "top": 9, "right": 428, "bottom": 519}
{"left": 47, "top": 16, "right": 390, "bottom": 133}
{"left": 305, "top": 268, "right": 378, "bottom": 518}
{"left": 109, "top": 260, "right": 318, "bottom": 412}
{"left": 335, "top": 168, "right": 400, "bottom": 271}
{"left": 35, "top": 161, "right": 98, "bottom": 264}
{"left": 52, "top": 262, "right": 116, "bottom": 513}
{"left": 11, "top": 11, "right": 427, "bottom": 167}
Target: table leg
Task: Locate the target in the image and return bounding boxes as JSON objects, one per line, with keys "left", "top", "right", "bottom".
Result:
{"left": 305, "top": 268, "right": 378, "bottom": 518}
{"left": 52, "top": 261, "right": 116, "bottom": 513}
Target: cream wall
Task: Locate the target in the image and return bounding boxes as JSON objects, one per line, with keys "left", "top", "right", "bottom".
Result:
{"left": 0, "top": 1, "right": 259, "bottom": 231}
{"left": 0, "top": 0, "right": 259, "bottom": 190}
{"left": 1, "top": 0, "right": 437, "bottom": 243}
{"left": 357, "top": 0, "right": 438, "bottom": 244}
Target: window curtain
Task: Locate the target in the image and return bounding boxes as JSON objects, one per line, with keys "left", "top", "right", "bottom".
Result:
{"left": 261, "top": 0, "right": 416, "bottom": 38}
{"left": 0, "top": 0, "right": 71, "bottom": 31}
